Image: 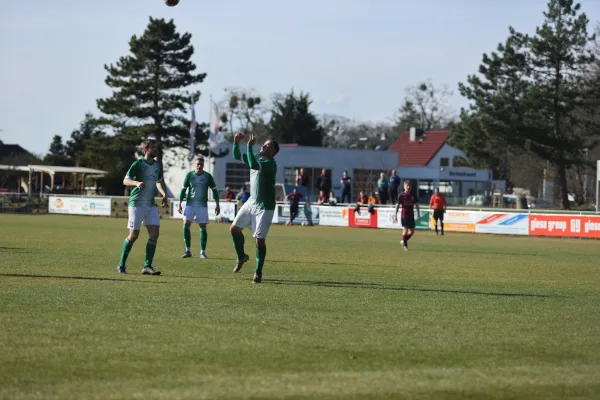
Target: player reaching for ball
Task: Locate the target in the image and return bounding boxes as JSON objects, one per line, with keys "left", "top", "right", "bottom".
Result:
{"left": 229, "top": 132, "right": 279, "bottom": 284}
{"left": 393, "top": 180, "right": 420, "bottom": 251}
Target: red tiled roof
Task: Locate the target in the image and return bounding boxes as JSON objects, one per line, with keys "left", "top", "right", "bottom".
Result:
{"left": 390, "top": 130, "right": 450, "bottom": 166}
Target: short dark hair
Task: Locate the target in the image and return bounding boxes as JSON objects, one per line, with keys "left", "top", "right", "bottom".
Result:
{"left": 404, "top": 180, "right": 411, "bottom": 185}
{"left": 271, "top": 139, "right": 280, "bottom": 156}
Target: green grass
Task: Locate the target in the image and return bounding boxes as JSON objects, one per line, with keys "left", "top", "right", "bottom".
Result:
{"left": 1, "top": 214, "right": 599, "bottom": 399}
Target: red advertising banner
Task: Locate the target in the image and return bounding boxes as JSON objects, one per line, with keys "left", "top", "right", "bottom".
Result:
{"left": 348, "top": 208, "right": 378, "bottom": 228}
{"left": 529, "top": 214, "right": 600, "bottom": 238}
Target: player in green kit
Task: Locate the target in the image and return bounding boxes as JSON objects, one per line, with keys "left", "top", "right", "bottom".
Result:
{"left": 229, "top": 132, "right": 279, "bottom": 284}
{"left": 177, "top": 157, "right": 220, "bottom": 259}
{"left": 117, "top": 139, "right": 168, "bottom": 275}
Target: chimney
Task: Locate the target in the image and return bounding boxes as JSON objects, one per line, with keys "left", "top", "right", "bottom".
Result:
{"left": 409, "top": 127, "right": 416, "bottom": 142}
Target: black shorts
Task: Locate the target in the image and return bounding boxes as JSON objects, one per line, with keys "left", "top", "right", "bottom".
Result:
{"left": 433, "top": 209, "right": 444, "bottom": 221}
{"left": 401, "top": 217, "right": 415, "bottom": 229}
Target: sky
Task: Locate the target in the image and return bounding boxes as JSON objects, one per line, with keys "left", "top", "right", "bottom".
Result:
{"left": 1, "top": 0, "right": 599, "bottom": 156}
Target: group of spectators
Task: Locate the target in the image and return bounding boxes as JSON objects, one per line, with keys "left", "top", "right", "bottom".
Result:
{"left": 223, "top": 186, "right": 250, "bottom": 205}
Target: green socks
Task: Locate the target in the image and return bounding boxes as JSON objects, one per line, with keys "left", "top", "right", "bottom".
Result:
{"left": 119, "top": 238, "right": 134, "bottom": 267}
{"left": 183, "top": 224, "right": 191, "bottom": 250}
{"left": 231, "top": 231, "right": 245, "bottom": 260}
{"left": 144, "top": 240, "right": 157, "bottom": 267}
{"left": 255, "top": 245, "right": 266, "bottom": 275}
{"left": 200, "top": 226, "right": 207, "bottom": 251}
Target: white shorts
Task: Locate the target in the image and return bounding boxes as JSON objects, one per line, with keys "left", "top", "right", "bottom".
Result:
{"left": 127, "top": 206, "right": 160, "bottom": 230}
{"left": 232, "top": 203, "right": 274, "bottom": 239}
{"left": 183, "top": 205, "right": 209, "bottom": 224}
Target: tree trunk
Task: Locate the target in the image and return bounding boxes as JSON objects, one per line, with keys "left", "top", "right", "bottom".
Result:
{"left": 557, "top": 164, "right": 570, "bottom": 209}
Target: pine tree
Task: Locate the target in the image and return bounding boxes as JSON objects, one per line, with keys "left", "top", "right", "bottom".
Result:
{"left": 267, "top": 91, "right": 323, "bottom": 146}
{"left": 456, "top": 0, "right": 596, "bottom": 208}
{"left": 44, "top": 135, "right": 71, "bottom": 166}
{"left": 65, "top": 112, "right": 105, "bottom": 166}
{"left": 96, "top": 17, "right": 207, "bottom": 163}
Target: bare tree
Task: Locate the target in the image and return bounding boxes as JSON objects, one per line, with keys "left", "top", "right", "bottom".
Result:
{"left": 218, "top": 87, "right": 269, "bottom": 138}
{"left": 396, "top": 79, "right": 456, "bottom": 131}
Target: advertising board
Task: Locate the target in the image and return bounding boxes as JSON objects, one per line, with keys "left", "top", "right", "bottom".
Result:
{"left": 170, "top": 201, "right": 236, "bottom": 222}
{"left": 49, "top": 196, "right": 111, "bottom": 216}
{"left": 318, "top": 206, "right": 349, "bottom": 227}
{"left": 377, "top": 208, "right": 430, "bottom": 230}
{"left": 276, "top": 204, "right": 320, "bottom": 225}
{"left": 529, "top": 214, "right": 600, "bottom": 238}
{"left": 348, "top": 208, "right": 378, "bottom": 228}
{"left": 438, "top": 210, "right": 477, "bottom": 232}
{"left": 475, "top": 212, "right": 529, "bottom": 235}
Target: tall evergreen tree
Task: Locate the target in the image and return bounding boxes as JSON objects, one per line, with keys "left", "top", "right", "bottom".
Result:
{"left": 267, "top": 91, "right": 323, "bottom": 146}
{"left": 456, "top": 0, "right": 596, "bottom": 208}
{"left": 96, "top": 17, "right": 207, "bottom": 163}
{"left": 65, "top": 112, "right": 105, "bottom": 166}
{"left": 44, "top": 135, "right": 71, "bottom": 166}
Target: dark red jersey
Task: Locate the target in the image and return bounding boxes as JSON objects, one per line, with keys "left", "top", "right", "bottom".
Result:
{"left": 398, "top": 192, "right": 418, "bottom": 219}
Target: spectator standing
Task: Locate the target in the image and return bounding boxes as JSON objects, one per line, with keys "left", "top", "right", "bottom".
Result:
{"left": 377, "top": 173, "right": 389, "bottom": 205}
{"left": 224, "top": 187, "right": 235, "bottom": 201}
{"left": 317, "top": 169, "right": 331, "bottom": 198}
{"left": 296, "top": 168, "right": 309, "bottom": 189}
{"left": 389, "top": 170, "right": 400, "bottom": 205}
{"left": 340, "top": 170, "right": 352, "bottom": 204}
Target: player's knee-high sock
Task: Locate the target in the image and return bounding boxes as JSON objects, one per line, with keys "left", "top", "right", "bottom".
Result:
{"left": 441, "top": 222, "right": 444, "bottom": 234}
{"left": 183, "top": 224, "right": 191, "bottom": 251}
{"left": 406, "top": 232, "right": 413, "bottom": 242}
{"left": 231, "top": 231, "right": 245, "bottom": 260}
{"left": 119, "top": 238, "right": 134, "bottom": 267}
{"left": 401, "top": 234, "right": 407, "bottom": 246}
{"left": 434, "top": 221, "right": 438, "bottom": 234}
{"left": 255, "top": 244, "right": 266, "bottom": 275}
{"left": 200, "top": 226, "right": 207, "bottom": 251}
{"left": 144, "top": 240, "right": 157, "bottom": 267}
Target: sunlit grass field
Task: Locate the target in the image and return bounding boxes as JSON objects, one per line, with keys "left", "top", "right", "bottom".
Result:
{"left": 1, "top": 214, "right": 599, "bottom": 399}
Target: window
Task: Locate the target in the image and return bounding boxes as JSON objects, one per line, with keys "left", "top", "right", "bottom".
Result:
{"left": 225, "top": 163, "right": 250, "bottom": 194}
{"left": 440, "top": 157, "right": 449, "bottom": 167}
{"left": 284, "top": 167, "right": 332, "bottom": 200}
{"left": 283, "top": 167, "right": 297, "bottom": 186}
{"left": 353, "top": 169, "right": 383, "bottom": 199}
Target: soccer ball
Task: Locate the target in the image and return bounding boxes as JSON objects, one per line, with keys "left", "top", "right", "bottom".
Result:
{"left": 165, "top": 0, "right": 179, "bottom": 6}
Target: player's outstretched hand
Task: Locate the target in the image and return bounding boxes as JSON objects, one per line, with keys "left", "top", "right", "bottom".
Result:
{"left": 215, "top": 204, "right": 220, "bottom": 216}
{"left": 234, "top": 132, "right": 245, "bottom": 143}
{"left": 248, "top": 133, "right": 256, "bottom": 146}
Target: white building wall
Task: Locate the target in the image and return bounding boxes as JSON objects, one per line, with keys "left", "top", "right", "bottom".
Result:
{"left": 162, "top": 143, "right": 503, "bottom": 202}
{"left": 163, "top": 145, "right": 398, "bottom": 195}
{"left": 427, "top": 143, "right": 467, "bottom": 168}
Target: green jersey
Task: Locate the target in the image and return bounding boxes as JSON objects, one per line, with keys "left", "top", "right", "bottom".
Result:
{"left": 233, "top": 142, "right": 277, "bottom": 210}
{"left": 126, "top": 158, "right": 163, "bottom": 207}
{"left": 180, "top": 171, "right": 216, "bottom": 207}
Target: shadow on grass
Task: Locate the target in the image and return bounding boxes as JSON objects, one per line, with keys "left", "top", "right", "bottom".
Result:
{"left": 0, "top": 246, "right": 37, "bottom": 253}
{"left": 0, "top": 273, "right": 168, "bottom": 284}
{"left": 264, "top": 278, "right": 557, "bottom": 298}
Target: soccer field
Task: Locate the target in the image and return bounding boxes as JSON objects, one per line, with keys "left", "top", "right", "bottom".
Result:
{"left": 1, "top": 214, "right": 599, "bottom": 399}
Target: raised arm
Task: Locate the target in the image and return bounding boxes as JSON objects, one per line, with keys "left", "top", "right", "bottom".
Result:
{"left": 232, "top": 142, "right": 242, "bottom": 161}
{"left": 246, "top": 143, "right": 260, "bottom": 171}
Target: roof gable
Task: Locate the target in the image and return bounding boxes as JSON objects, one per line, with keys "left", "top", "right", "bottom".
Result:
{"left": 390, "top": 130, "right": 450, "bottom": 166}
